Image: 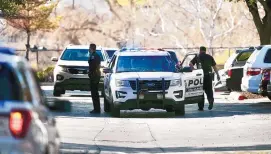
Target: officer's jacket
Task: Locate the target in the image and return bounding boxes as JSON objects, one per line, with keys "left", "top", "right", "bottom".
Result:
{"left": 191, "top": 53, "right": 216, "bottom": 75}
{"left": 88, "top": 52, "right": 101, "bottom": 76}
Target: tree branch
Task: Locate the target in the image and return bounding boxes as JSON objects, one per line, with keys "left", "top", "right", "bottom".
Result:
{"left": 245, "top": 0, "right": 263, "bottom": 32}
{"left": 258, "top": 0, "right": 270, "bottom": 11}
{"left": 104, "top": 0, "right": 122, "bottom": 21}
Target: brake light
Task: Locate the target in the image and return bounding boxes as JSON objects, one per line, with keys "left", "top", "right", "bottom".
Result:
{"left": 228, "top": 69, "right": 232, "bottom": 77}
{"left": 9, "top": 109, "right": 32, "bottom": 139}
{"left": 247, "top": 68, "right": 261, "bottom": 76}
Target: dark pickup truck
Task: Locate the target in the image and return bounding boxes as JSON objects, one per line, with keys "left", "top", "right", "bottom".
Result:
{"left": 226, "top": 48, "right": 255, "bottom": 91}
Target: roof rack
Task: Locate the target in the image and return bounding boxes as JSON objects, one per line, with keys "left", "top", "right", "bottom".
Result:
{"left": 0, "top": 47, "right": 16, "bottom": 55}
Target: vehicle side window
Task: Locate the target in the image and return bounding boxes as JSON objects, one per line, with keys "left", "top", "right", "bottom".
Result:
{"left": 0, "top": 63, "right": 23, "bottom": 101}
{"left": 264, "top": 49, "right": 271, "bottom": 63}
{"left": 236, "top": 51, "right": 253, "bottom": 62}
{"left": 182, "top": 54, "right": 201, "bottom": 70}
{"left": 18, "top": 66, "right": 32, "bottom": 102}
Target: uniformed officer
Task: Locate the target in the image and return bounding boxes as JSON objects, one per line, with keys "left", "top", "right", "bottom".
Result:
{"left": 189, "top": 46, "right": 220, "bottom": 111}
{"left": 88, "top": 43, "right": 101, "bottom": 114}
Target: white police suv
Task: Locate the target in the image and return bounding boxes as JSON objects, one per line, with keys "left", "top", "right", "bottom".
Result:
{"left": 51, "top": 45, "right": 109, "bottom": 96}
{"left": 102, "top": 48, "right": 204, "bottom": 117}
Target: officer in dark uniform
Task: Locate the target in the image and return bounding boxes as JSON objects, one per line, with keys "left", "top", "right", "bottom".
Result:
{"left": 88, "top": 43, "right": 101, "bottom": 114}
{"left": 190, "top": 46, "right": 220, "bottom": 111}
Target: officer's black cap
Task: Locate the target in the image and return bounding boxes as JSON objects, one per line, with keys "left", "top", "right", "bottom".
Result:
{"left": 200, "top": 46, "right": 206, "bottom": 52}
{"left": 89, "top": 43, "right": 96, "bottom": 50}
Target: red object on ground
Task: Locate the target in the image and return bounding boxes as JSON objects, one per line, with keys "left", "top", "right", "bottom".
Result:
{"left": 238, "top": 95, "right": 247, "bottom": 100}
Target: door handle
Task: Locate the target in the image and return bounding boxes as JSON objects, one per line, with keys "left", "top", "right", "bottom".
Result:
{"left": 196, "top": 73, "right": 202, "bottom": 76}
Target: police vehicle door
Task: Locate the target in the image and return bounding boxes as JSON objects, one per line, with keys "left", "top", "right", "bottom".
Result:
{"left": 181, "top": 53, "right": 204, "bottom": 98}
{"left": 104, "top": 55, "right": 116, "bottom": 97}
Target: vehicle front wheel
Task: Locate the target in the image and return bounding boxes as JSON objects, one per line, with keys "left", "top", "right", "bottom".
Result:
{"left": 175, "top": 104, "right": 185, "bottom": 116}
{"left": 111, "top": 103, "right": 120, "bottom": 117}
{"left": 166, "top": 107, "right": 174, "bottom": 112}
{"left": 53, "top": 90, "right": 61, "bottom": 97}
{"left": 104, "top": 97, "right": 111, "bottom": 112}
{"left": 61, "top": 90, "right": 65, "bottom": 94}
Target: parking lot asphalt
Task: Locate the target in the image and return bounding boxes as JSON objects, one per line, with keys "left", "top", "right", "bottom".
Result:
{"left": 42, "top": 86, "right": 271, "bottom": 154}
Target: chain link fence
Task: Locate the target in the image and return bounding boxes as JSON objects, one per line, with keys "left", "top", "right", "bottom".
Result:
{"left": 15, "top": 46, "right": 249, "bottom": 69}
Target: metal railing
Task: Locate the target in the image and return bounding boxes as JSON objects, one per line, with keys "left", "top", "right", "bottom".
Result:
{"left": 14, "top": 46, "right": 253, "bottom": 68}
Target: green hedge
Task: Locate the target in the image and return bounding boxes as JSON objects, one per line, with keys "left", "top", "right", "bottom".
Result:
{"left": 36, "top": 66, "right": 54, "bottom": 82}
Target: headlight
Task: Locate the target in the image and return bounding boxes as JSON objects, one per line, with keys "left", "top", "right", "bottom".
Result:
{"left": 55, "top": 65, "right": 68, "bottom": 72}
{"left": 115, "top": 80, "right": 130, "bottom": 87}
{"left": 170, "top": 79, "right": 182, "bottom": 86}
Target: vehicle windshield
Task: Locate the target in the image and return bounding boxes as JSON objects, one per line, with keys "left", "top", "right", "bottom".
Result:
{"left": 116, "top": 55, "right": 176, "bottom": 73}
{"left": 0, "top": 63, "right": 22, "bottom": 101}
{"left": 60, "top": 49, "right": 104, "bottom": 61}
{"left": 168, "top": 51, "right": 178, "bottom": 64}
{"left": 105, "top": 50, "right": 117, "bottom": 58}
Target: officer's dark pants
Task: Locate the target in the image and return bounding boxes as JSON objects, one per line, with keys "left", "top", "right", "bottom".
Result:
{"left": 198, "top": 74, "right": 214, "bottom": 109}
{"left": 90, "top": 75, "right": 101, "bottom": 111}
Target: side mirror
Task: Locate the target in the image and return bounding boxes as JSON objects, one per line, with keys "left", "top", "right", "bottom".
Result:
{"left": 51, "top": 57, "right": 58, "bottom": 62}
{"left": 180, "top": 66, "right": 192, "bottom": 72}
{"left": 103, "top": 67, "right": 112, "bottom": 73}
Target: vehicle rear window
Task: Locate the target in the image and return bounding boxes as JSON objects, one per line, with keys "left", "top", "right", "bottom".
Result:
{"left": 0, "top": 63, "right": 22, "bottom": 101}
{"left": 116, "top": 55, "right": 176, "bottom": 72}
{"left": 60, "top": 49, "right": 104, "bottom": 61}
{"left": 264, "top": 49, "right": 271, "bottom": 63}
{"left": 236, "top": 51, "right": 253, "bottom": 62}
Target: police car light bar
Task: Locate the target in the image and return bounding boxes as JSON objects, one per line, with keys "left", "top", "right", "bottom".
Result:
{"left": 120, "top": 48, "right": 165, "bottom": 52}
{"left": 0, "top": 47, "right": 16, "bottom": 55}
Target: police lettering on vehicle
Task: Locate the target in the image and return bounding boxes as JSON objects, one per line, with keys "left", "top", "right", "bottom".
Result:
{"left": 188, "top": 78, "right": 203, "bottom": 87}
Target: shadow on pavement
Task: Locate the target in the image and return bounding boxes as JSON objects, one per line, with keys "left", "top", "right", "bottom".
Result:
{"left": 60, "top": 142, "right": 271, "bottom": 153}
{"left": 50, "top": 98, "right": 271, "bottom": 119}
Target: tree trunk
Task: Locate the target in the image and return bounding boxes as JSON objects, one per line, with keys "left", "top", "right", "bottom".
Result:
{"left": 259, "top": 13, "right": 271, "bottom": 45}
{"left": 246, "top": 0, "right": 271, "bottom": 45}
{"left": 260, "top": 29, "right": 271, "bottom": 45}
{"left": 25, "top": 31, "right": 31, "bottom": 61}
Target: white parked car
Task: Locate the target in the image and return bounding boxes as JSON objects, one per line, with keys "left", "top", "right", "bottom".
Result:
{"left": 241, "top": 45, "right": 271, "bottom": 93}
{"left": 102, "top": 48, "right": 204, "bottom": 117}
{"left": 0, "top": 47, "right": 60, "bottom": 154}
{"left": 51, "top": 45, "right": 109, "bottom": 96}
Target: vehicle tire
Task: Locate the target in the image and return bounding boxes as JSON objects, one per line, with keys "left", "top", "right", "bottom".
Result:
{"left": 111, "top": 103, "right": 120, "bottom": 117}
{"left": 104, "top": 97, "right": 111, "bottom": 112}
{"left": 53, "top": 90, "right": 61, "bottom": 97}
{"left": 101, "top": 89, "right": 105, "bottom": 97}
{"left": 175, "top": 104, "right": 185, "bottom": 116}
{"left": 61, "top": 90, "right": 65, "bottom": 94}
{"left": 166, "top": 107, "right": 174, "bottom": 112}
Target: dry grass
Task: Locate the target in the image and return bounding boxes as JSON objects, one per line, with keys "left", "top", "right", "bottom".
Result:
{"left": 241, "top": 92, "right": 265, "bottom": 99}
